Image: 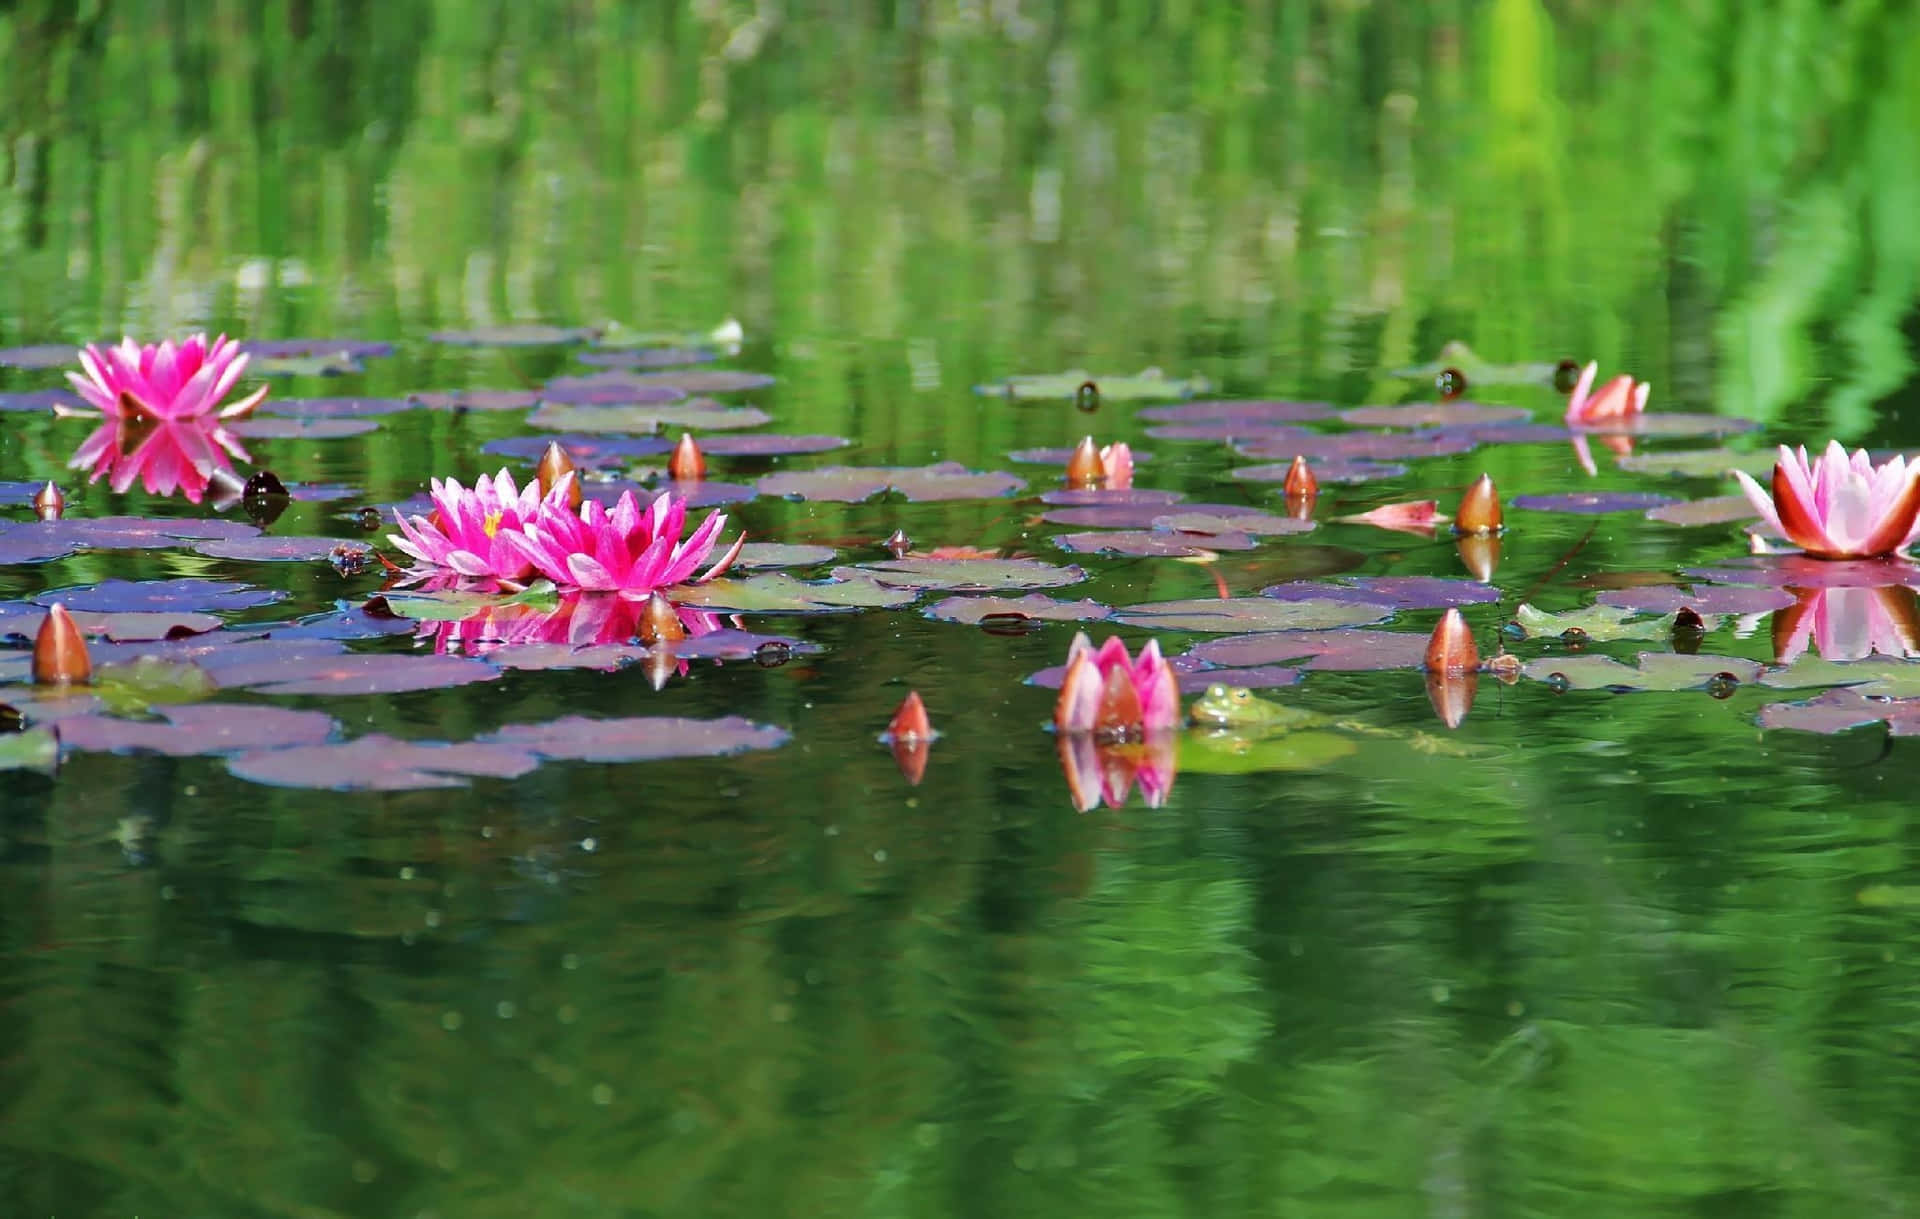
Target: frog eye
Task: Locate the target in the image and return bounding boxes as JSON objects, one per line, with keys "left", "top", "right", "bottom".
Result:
{"left": 1231, "top": 688, "right": 1251, "bottom": 703}
{"left": 1206, "top": 684, "right": 1228, "bottom": 699}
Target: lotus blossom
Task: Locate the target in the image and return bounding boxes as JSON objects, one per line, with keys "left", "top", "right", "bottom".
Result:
{"left": 68, "top": 415, "right": 250, "bottom": 503}
{"left": 62, "top": 334, "right": 268, "bottom": 423}
{"left": 389, "top": 468, "right": 578, "bottom": 580}
{"left": 1057, "top": 730, "right": 1177, "bottom": 811}
{"left": 1564, "top": 361, "right": 1649, "bottom": 426}
{"left": 1772, "top": 585, "right": 1920, "bottom": 664}
{"left": 1734, "top": 442, "right": 1920, "bottom": 560}
{"left": 507, "top": 488, "right": 744, "bottom": 599}
{"left": 1053, "top": 632, "right": 1181, "bottom": 739}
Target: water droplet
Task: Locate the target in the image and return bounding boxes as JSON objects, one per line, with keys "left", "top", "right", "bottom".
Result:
{"left": 1706, "top": 672, "right": 1740, "bottom": 699}
{"left": 399, "top": 866, "right": 415, "bottom": 880}
{"left": 357, "top": 506, "right": 384, "bottom": 530}
{"left": 580, "top": 836, "right": 597, "bottom": 852}
{"left": 496, "top": 1001, "right": 516, "bottom": 1019}
{"left": 1545, "top": 672, "right": 1571, "bottom": 692}
{"left": 592, "top": 1083, "right": 614, "bottom": 1105}
{"left": 1560, "top": 627, "right": 1589, "bottom": 647}
{"left": 1552, "top": 359, "right": 1582, "bottom": 393}
{"left": 1436, "top": 367, "right": 1467, "bottom": 401}
{"left": 753, "top": 640, "right": 792, "bottom": 668}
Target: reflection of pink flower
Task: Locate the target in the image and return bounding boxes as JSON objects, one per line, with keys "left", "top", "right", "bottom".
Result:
{"left": 64, "top": 334, "right": 267, "bottom": 423}
{"left": 1057, "top": 731, "right": 1177, "bottom": 811}
{"left": 507, "top": 488, "right": 743, "bottom": 598}
{"left": 67, "top": 416, "right": 249, "bottom": 503}
{"left": 1771, "top": 584, "right": 1920, "bottom": 664}
{"left": 1564, "top": 361, "right": 1649, "bottom": 426}
{"left": 1053, "top": 632, "right": 1180, "bottom": 738}
{"left": 388, "top": 469, "right": 576, "bottom": 580}
{"left": 417, "top": 586, "right": 725, "bottom": 657}
{"left": 1734, "top": 442, "right": 1920, "bottom": 560}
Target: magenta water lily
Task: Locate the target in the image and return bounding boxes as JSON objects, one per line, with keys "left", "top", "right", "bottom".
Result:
{"left": 1734, "top": 441, "right": 1920, "bottom": 560}
{"left": 389, "top": 468, "right": 578, "bottom": 580}
{"left": 508, "top": 486, "right": 744, "bottom": 597}
{"left": 62, "top": 334, "right": 268, "bottom": 423}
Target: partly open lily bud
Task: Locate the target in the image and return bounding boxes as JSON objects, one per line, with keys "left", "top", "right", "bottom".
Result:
{"left": 886, "top": 691, "right": 933, "bottom": 743}
{"left": 669, "top": 433, "right": 707, "bottom": 482}
{"left": 1066, "top": 436, "right": 1104, "bottom": 488}
{"left": 1455, "top": 474, "right": 1503, "bottom": 535}
{"left": 1424, "top": 607, "right": 1479, "bottom": 674}
{"left": 32, "top": 481, "right": 64, "bottom": 522}
{"left": 536, "top": 442, "right": 584, "bottom": 510}
{"left": 32, "top": 603, "right": 92, "bottom": 686}
{"left": 1099, "top": 442, "right": 1134, "bottom": 490}
{"left": 638, "top": 592, "right": 687, "bottom": 646}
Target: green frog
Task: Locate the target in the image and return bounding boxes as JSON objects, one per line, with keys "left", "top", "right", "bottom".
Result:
{"left": 1182, "top": 683, "right": 1479, "bottom": 773}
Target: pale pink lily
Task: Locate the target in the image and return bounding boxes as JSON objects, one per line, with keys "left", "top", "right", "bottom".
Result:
{"left": 1053, "top": 632, "right": 1181, "bottom": 738}
{"left": 388, "top": 468, "right": 578, "bottom": 580}
{"left": 1564, "top": 361, "right": 1650, "bottom": 426}
{"left": 62, "top": 334, "right": 268, "bottom": 423}
{"left": 1734, "top": 441, "right": 1920, "bottom": 560}
{"left": 506, "top": 488, "right": 745, "bottom": 599}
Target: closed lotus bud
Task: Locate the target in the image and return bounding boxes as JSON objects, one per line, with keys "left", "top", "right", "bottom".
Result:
{"left": 1424, "top": 607, "right": 1479, "bottom": 674}
{"left": 886, "top": 691, "right": 933, "bottom": 743}
{"left": 668, "top": 433, "right": 706, "bottom": 482}
{"left": 32, "top": 603, "right": 92, "bottom": 686}
{"left": 1066, "top": 436, "right": 1104, "bottom": 487}
{"left": 1454, "top": 474, "right": 1503, "bottom": 535}
{"left": 1424, "top": 670, "right": 1478, "bottom": 729}
{"left": 1455, "top": 533, "right": 1501, "bottom": 583}
{"left": 536, "top": 442, "right": 584, "bottom": 510}
{"left": 32, "top": 481, "right": 64, "bottom": 522}
{"left": 1282, "top": 455, "right": 1319, "bottom": 501}
{"left": 638, "top": 592, "right": 687, "bottom": 646}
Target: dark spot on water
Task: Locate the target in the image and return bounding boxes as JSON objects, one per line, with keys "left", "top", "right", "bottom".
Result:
{"left": 1075, "top": 380, "right": 1101, "bottom": 413}
{"left": 1553, "top": 359, "right": 1581, "bottom": 393}
{"left": 0, "top": 705, "right": 22, "bottom": 733}
{"left": 1545, "top": 672, "right": 1571, "bottom": 692}
{"left": 362, "top": 595, "right": 398, "bottom": 619}
{"left": 979, "top": 611, "right": 1041, "bottom": 636}
{"left": 244, "top": 471, "right": 290, "bottom": 501}
{"left": 358, "top": 507, "right": 384, "bottom": 530}
{"left": 1436, "top": 367, "right": 1466, "bottom": 401}
{"left": 753, "top": 641, "right": 792, "bottom": 668}
{"left": 1561, "top": 627, "right": 1589, "bottom": 647}
{"left": 1706, "top": 672, "right": 1740, "bottom": 699}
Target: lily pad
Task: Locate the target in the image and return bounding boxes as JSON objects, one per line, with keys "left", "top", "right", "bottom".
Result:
{"left": 1646, "top": 495, "right": 1758, "bottom": 527}
{"left": 1261, "top": 577, "right": 1502, "bottom": 611}
{"left": 428, "top": 325, "right": 597, "bottom": 347}
{"left": 1053, "top": 530, "right": 1258, "bottom": 556}
{"left": 90, "top": 657, "right": 220, "bottom": 713}
{"left": 1114, "top": 597, "right": 1390, "bottom": 634}
{"left": 1683, "top": 557, "right": 1920, "bottom": 591}
{"left": 482, "top": 434, "right": 673, "bottom": 465}
{"left": 242, "top": 339, "right": 394, "bottom": 361}
{"left": 0, "top": 343, "right": 82, "bottom": 369}
{"left": 228, "top": 417, "right": 381, "bottom": 440}
{"left": 922, "top": 594, "right": 1113, "bottom": 624}
{"left": 29, "top": 515, "right": 261, "bottom": 552}
{"left": 1007, "top": 446, "right": 1153, "bottom": 466}
{"left": 1179, "top": 729, "right": 1359, "bottom": 774}
{"left": 36, "top": 578, "right": 285, "bottom": 613}
{"left": 228, "top": 735, "right": 539, "bottom": 790}
{"left": 56, "top": 703, "right": 338, "bottom": 757}
{"left": 0, "top": 728, "right": 58, "bottom": 771}
{"left": 1593, "top": 585, "right": 1795, "bottom": 615}
{"left": 1511, "top": 602, "right": 1675, "bottom": 642}
{"left": 735, "top": 542, "right": 837, "bottom": 569}
{"left": 528, "top": 402, "right": 772, "bottom": 433}
{"left": 0, "top": 605, "right": 222, "bottom": 641}
{"left": 1136, "top": 399, "right": 1334, "bottom": 424}
{"left": 1234, "top": 430, "right": 1481, "bottom": 462}
{"left": 231, "top": 652, "right": 500, "bottom": 696}
{"left": 1042, "top": 502, "right": 1298, "bottom": 531}
{"left": 406, "top": 389, "right": 545, "bottom": 412}
{"left": 575, "top": 346, "right": 718, "bottom": 368}
{"left": 1038, "top": 488, "right": 1185, "bottom": 507}
{"left": 245, "top": 352, "right": 365, "bottom": 377}
{"left": 1758, "top": 688, "right": 1920, "bottom": 735}
{"left": 1758, "top": 657, "right": 1920, "bottom": 697}
{"left": 754, "top": 463, "right": 1025, "bottom": 503}
{"left": 193, "top": 535, "right": 365, "bottom": 563}
{"left": 1230, "top": 458, "right": 1409, "bottom": 484}
{"left": 260, "top": 396, "right": 416, "bottom": 419}
{"left": 1520, "top": 653, "right": 1763, "bottom": 692}
{"left": 976, "top": 369, "right": 1206, "bottom": 402}
{"left": 373, "top": 582, "right": 560, "bottom": 623}
{"left": 478, "top": 715, "right": 790, "bottom": 763}
{"left": 544, "top": 369, "right": 773, "bottom": 398}
{"left": 1184, "top": 628, "right": 1430, "bottom": 671}
{"left": 0, "top": 388, "right": 83, "bottom": 412}
{"left": 1337, "top": 402, "right": 1531, "bottom": 428}
{"left": 1615, "top": 448, "right": 1777, "bottom": 478}
{"left": 1571, "top": 414, "right": 1760, "bottom": 438}
{"left": 842, "top": 557, "right": 1086, "bottom": 593}
{"left": 0, "top": 528, "right": 79, "bottom": 566}
{"left": 671, "top": 572, "right": 917, "bottom": 613}
{"left": 1511, "top": 491, "right": 1679, "bottom": 514}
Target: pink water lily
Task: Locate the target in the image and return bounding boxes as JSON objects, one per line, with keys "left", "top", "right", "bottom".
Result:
{"left": 1564, "top": 361, "right": 1649, "bottom": 426}
{"left": 1053, "top": 632, "right": 1181, "bottom": 738}
{"left": 1772, "top": 585, "right": 1920, "bottom": 664}
{"left": 1056, "top": 731, "right": 1177, "bottom": 811}
{"left": 62, "top": 334, "right": 268, "bottom": 423}
{"left": 416, "top": 584, "right": 724, "bottom": 657}
{"left": 506, "top": 488, "right": 745, "bottom": 599}
{"left": 1734, "top": 442, "right": 1920, "bottom": 560}
{"left": 388, "top": 468, "right": 578, "bottom": 580}
{"left": 68, "top": 416, "right": 250, "bottom": 503}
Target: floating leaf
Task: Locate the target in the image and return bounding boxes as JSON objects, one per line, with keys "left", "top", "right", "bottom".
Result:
{"left": 1261, "top": 577, "right": 1501, "bottom": 611}
{"left": 56, "top": 703, "right": 334, "bottom": 757}
{"left": 1054, "top": 530, "right": 1257, "bottom": 556}
{"left": 575, "top": 346, "right": 717, "bottom": 368}
{"left": 1572, "top": 414, "right": 1759, "bottom": 437}
{"left": 1511, "top": 491, "right": 1679, "bottom": 514}
{"left": 843, "top": 557, "right": 1086, "bottom": 593}
{"left": 1115, "top": 597, "right": 1389, "bottom": 634}
{"left": 478, "top": 714, "right": 790, "bottom": 762}
{"left": 37, "top": 577, "right": 286, "bottom": 614}
{"left": 545, "top": 369, "right": 773, "bottom": 398}
{"left": 228, "top": 417, "right": 381, "bottom": 440}
{"left": 0, "top": 343, "right": 82, "bottom": 369}
{"left": 428, "top": 324, "right": 597, "bottom": 346}
{"left": 374, "top": 581, "right": 561, "bottom": 623}
{"left": 672, "top": 433, "right": 847, "bottom": 456}
{"left": 0, "top": 528, "right": 79, "bottom": 565}
{"left": 1646, "top": 495, "right": 1758, "bottom": 526}
{"left": 1136, "top": 399, "right": 1334, "bottom": 424}
{"left": 261, "top": 396, "right": 415, "bottom": 419}
{"left": 1007, "top": 446, "right": 1154, "bottom": 466}
{"left": 1511, "top": 602, "right": 1675, "bottom": 642}
{"left": 245, "top": 352, "right": 365, "bottom": 377}
{"left": 0, "top": 604, "right": 222, "bottom": 641}
{"left": 0, "top": 388, "right": 83, "bottom": 412}
{"left": 1683, "top": 556, "right": 1920, "bottom": 590}
{"left": 670, "top": 572, "right": 917, "bottom": 613}
{"left": 1234, "top": 430, "right": 1480, "bottom": 461}
{"left": 1185, "top": 628, "right": 1430, "bottom": 671}
{"left": 1521, "top": 652, "right": 1762, "bottom": 691}
{"left": 1179, "top": 729, "right": 1359, "bottom": 774}
{"left": 1758, "top": 688, "right": 1920, "bottom": 735}
{"left": 754, "top": 463, "right": 1025, "bottom": 503}
{"left": 228, "top": 735, "right": 539, "bottom": 790}
{"left": 1337, "top": 402, "right": 1531, "bottom": 428}
{"left": 1593, "top": 585, "right": 1795, "bottom": 615}
{"left": 922, "top": 593, "right": 1113, "bottom": 624}
{"left": 0, "top": 727, "right": 58, "bottom": 770}
{"left": 27, "top": 515, "right": 261, "bottom": 552}
{"left": 1615, "top": 448, "right": 1777, "bottom": 478}
{"left": 90, "top": 657, "right": 220, "bottom": 713}
{"left": 1042, "top": 502, "right": 1299, "bottom": 531}
{"left": 482, "top": 433, "right": 673, "bottom": 465}
{"left": 193, "top": 535, "right": 365, "bottom": 562}
{"left": 231, "top": 652, "right": 500, "bottom": 696}
{"left": 406, "top": 389, "right": 545, "bottom": 412}
{"left": 1230, "top": 458, "right": 1408, "bottom": 484}
{"left": 1038, "top": 488, "right": 1185, "bottom": 507}
{"left": 976, "top": 368, "right": 1206, "bottom": 401}
{"left": 590, "top": 477, "right": 756, "bottom": 509}
{"left": 242, "top": 338, "right": 394, "bottom": 361}
{"left": 735, "top": 542, "right": 837, "bottom": 569}
{"left": 527, "top": 401, "right": 771, "bottom": 432}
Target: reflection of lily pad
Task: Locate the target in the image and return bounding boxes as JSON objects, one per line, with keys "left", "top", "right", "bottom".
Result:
{"left": 975, "top": 368, "right": 1207, "bottom": 401}
{"left": 922, "top": 593, "right": 1112, "bottom": 624}
{"left": 1115, "top": 597, "right": 1389, "bottom": 633}
{"left": 671, "top": 572, "right": 917, "bottom": 613}
{"left": 1179, "top": 728, "right": 1358, "bottom": 773}
{"left": 1758, "top": 688, "right": 1920, "bottom": 735}
{"left": 843, "top": 557, "right": 1086, "bottom": 592}
{"left": 528, "top": 401, "right": 772, "bottom": 433}
{"left": 755, "top": 463, "right": 1025, "bottom": 503}
{"left": 1521, "top": 652, "right": 1762, "bottom": 691}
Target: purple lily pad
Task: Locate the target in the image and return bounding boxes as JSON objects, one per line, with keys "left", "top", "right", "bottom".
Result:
{"left": 735, "top": 542, "right": 836, "bottom": 568}
{"left": 1185, "top": 628, "right": 1431, "bottom": 671}
{"left": 1176, "top": 666, "right": 1304, "bottom": 692}
{"left": 1758, "top": 688, "right": 1920, "bottom": 735}
{"left": 0, "top": 343, "right": 80, "bottom": 369}
{"left": 1451, "top": 421, "right": 1586, "bottom": 445}
{"left": 1039, "top": 488, "right": 1186, "bottom": 507}
{"left": 592, "top": 477, "right": 757, "bottom": 509}
{"left": 1337, "top": 402, "right": 1531, "bottom": 428}
{"left": 922, "top": 593, "right": 1113, "bottom": 624}
{"left": 1230, "top": 458, "right": 1409, "bottom": 484}
{"left": 1646, "top": 495, "right": 1757, "bottom": 526}
{"left": 841, "top": 557, "right": 1086, "bottom": 592}
{"left": 0, "top": 482, "right": 47, "bottom": 504}
{"left": 406, "top": 389, "right": 545, "bottom": 412}
{"left": 192, "top": 535, "right": 365, "bottom": 563}
{"left": 228, "top": 735, "right": 540, "bottom": 790}
{"left": 255, "top": 608, "right": 420, "bottom": 640}
{"left": 1234, "top": 430, "right": 1481, "bottom": 461}
{"left": 1511, "top": 491, "right": 1679, "bottom": 514}
{"left": 479, "top": 714, "right": 790, "bottom": 763}
{"left": 1006, "top": 447, "right": 1154, "bottom": 466}
{"left": 1572, "top": 413, "right": 1760, "bottom": 438}
{"left": 1614, "top": 448, "right": 1778, "bottom": 478}
{"left": 754, "top": 463, "right": 1025, "bottom": 503}
{"left": 78, "top": 634, "right": 342, "bottom": 679}
{"left": 1042, "top": 502, "right": 1296, "bottom": 531}
{"left": 261, "top": 396, "right": 416, "bottom": 419}
{"left": 56, "top": 703, "right": 339, "bottom": 757}
{"left": 1684, "top": 557, "right": 1920, "bottom": 590}
{"left": 528, "top": 402, "right": 771, "bottom": 432}
{"left": 1522, "top": 652, "right": 1764, "bottom": 692}
{"left": 0, "top": 388, "right": 84, "bottom": 412}
{"left": 1147, "top": 421, "right": 1313, "bottom": 442}
{"left": 36, "top": 578, "right": 284, "bottom": 613}
{"left": 1153, "top": 510, "right": 1314, "bottom": 537}
{"left": 429, "top": 325, "right": 597, "bottom": 347}
{"left": 1053, "top": 530, "right": 1260, "bottom": 556}
{"left": 477, "top": 643, "right": 645, "bottom": 672}
{"left": 225, "top": 651, "right": 499, "bottom": 696}
{"left": 1261, "top": 576, "right": 1502, "bottom": 611}
{"left": 684, "top": 433, "right": 849, "bottom": 457}
{"left": 1136, "top": 400, "right": 1335, "bottom": 424}
{"left": 228, "top": 417, "right": 381, "bottom": 440}
{"left": 1115, "top": 597, "right": 1390, "bottom": 634}
{"left": 32, "top": 515, "right": 261, "bottom": 551}
{"left": 1594, "top": 585, "right": 1795, "bottom": 615}
{"left": 482, "top": 433, "right": 673, "bottom": 465}
{"left": 545, "top": 369, "right": 773, "bottom": 399}
{"left": 0, "top": 527, "right": 81, "bottom": 565}
{"left": 242, "top": 339, "right": 395, "bottom": 360}
{"left": 575, "top": 346, "right": 718, "bottom": 368}
{"left": 289, "top": 483, "right": 360, "bottom": 503}
{"left": 0, "top": 605, "right": 221, "bottom": 641}
{"left": 671, "top": 573, "right": 917, "bottom": 613}
{"left": 671, "top": 630, "right": 822, "bottom": 661}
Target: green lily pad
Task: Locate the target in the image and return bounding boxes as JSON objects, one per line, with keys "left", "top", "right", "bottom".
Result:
{"left": 526, "top": 401, "right": 773, "bottom": 433}
{"left": 670, "top": 572, "right": 917, "bottom": 613}
{"left": 975, "top": 368, "right": 1209, "bottom": 402}
{"left": 1645, "top": 495, "right": 1759, "bottom": 527}
{"left": 1521, "top": 652, "right": 1762, "bottom": 692}
{"left": 92, "top": 657, "right": 219, "bottom": 714}
{"left": 1114, "top": 597, "right": 1389, "bottom": 633}
{"left": 0, "top": 727, "right": 58, "bottom": 771}
{"left": 1759, "top": 656, "right": 1920, "bottom": 697}
{"left": 840, "top": 558, "right": 1087, "bottom": 593}
{"left": 1178, "top": 729, "right": 1358, "bottom": 773}
{"left": 1614, "top": 448, "right": 1776, "bottom": 479}
{"left": 374, "top": 582, "right": 561, "bottom": 623}
{"left": 1512, "top": 602, "right": 1682, "bottom": 642}
{"left": 593, "top": 318, "right": 742, "bottom": 351}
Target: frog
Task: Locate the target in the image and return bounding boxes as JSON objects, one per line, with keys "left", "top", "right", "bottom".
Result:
{"left": 1181, "top": 683, "right": 1480, "bottom": 773}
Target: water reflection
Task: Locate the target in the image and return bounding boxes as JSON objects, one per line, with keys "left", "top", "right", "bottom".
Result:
{"left": 1771, "top": 583, "right": 1920, "bottom": 663}
{"left": 414, "top": 585, "right": 727, "bottom": 658}
{"left": 1056, "top": 731, "right": 1177, "bottom": 811}
{"left": 67, "top": 415, "right": 248, "bottom": 504}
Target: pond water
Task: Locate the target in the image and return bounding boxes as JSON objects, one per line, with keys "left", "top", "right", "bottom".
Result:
{"left": 5, "top": 3, "right": 1920, "bottom": 1216}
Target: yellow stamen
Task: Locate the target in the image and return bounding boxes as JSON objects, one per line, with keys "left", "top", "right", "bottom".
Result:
{"left": 483, "top": 511, "right": 503, "bottom": 538}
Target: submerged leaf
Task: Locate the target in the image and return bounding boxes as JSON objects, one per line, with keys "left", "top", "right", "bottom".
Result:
{"left": 0, "top": 727, "right": 58, "bottom": 771}
{"left": 1179, "top": 729, "right": 1359, "bottom": 773}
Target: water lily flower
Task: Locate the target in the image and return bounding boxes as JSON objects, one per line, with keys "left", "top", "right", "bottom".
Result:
{"left": 1056, "top": 730, "right": 1177, "bottom": 811}
{"left": 507, "top": 487, "right": 745, "bottom": 598}
{"left": 1564, "top": 361, "right": 1649, "bottom": 426}
{"left": 68, "top": 415, "right": 250, "bottom": 503}
{"left": 1053, "top": 632, "right": 1180, "bottom": 739}
{"left": 1065, "top": 437, "right": 1134, "bottom": 489}
{"left": 62, "top": 334, "right": 268, "bottom": 423}
{"left": 1772, "top": 585, "right": 1920, "bottom": 664}
{"left": 389, "top": 468, "right": 578, "bottom": 580}
{"left": 1734, "top": 442, "right": 1920, "bottom": 560}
